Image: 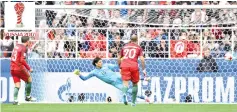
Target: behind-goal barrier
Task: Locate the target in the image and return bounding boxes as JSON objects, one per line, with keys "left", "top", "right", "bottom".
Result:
{"left": 1, "top": 4, "right": 237, "bottom": 104}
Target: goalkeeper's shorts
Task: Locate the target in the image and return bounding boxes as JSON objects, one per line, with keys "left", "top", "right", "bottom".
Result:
{"left": 11, "top": 70, "right": 30, "bottom": 83}
{"left": 121, "top": 67, "right": 140, "bottom": 83}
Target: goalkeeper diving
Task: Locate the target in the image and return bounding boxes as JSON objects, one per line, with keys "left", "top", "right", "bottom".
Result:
{"left": 73, "top": 57, "right": 151, "bottom": 103}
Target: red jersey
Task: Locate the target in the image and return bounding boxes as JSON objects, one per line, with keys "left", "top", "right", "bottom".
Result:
{"left": 120, "top": 43, "right": 143, "bottom": 68}
{"left": 10, "top": 44, "right": 31, "bottom": 71}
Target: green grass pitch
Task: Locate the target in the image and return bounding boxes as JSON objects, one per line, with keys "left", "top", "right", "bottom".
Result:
{"left": 1, "top": 104, "right": 237, "bottom": 112}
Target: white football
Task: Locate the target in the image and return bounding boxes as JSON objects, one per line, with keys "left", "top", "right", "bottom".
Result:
{"left": 224, "top": 52, "right": 233, "bottom": 61}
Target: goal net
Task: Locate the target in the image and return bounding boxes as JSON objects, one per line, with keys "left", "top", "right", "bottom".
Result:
{"left": 1, "top": 1, "right": 237, "bottom": 103}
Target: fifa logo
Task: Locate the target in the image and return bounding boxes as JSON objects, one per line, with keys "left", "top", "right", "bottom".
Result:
{"left": 14, "top": 2, "right": 25, "bottom": 27}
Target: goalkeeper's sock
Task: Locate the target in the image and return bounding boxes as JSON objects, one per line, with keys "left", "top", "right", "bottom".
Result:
{"left": 14, "top": 87, "right": 20, "bottom": 101}
{"left": 132, "top": 85, "right": 138, "bottom": 104}
{"left": 25, "top": 82, "right": 32, "bottom": 97}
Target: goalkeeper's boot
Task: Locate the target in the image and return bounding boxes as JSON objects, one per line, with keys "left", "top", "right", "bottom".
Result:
{"left": 145, "top": 97, "right": 153, "bottom": 104}
{"left": 145, "top": 98, "right": 150, "bottom": 103}
{"left": 123, "top": 94, "right": 128, "bottom": 105}
{"left": 13, "top": 101, "right": 20, "bottom": 105}
{"left": 25, "top": 96, "right": 37, "bottom": 102}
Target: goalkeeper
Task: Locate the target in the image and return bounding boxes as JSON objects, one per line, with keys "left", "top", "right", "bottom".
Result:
{"left": 74, "top": 57, "right": 149, "bottom": 104}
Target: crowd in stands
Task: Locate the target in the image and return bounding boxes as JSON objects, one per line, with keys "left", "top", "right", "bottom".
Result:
{"left": 1, "top": 1, "right": 237, "bottom": 59}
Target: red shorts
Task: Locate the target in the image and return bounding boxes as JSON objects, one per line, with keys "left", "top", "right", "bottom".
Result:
{"left": 121, "top": 67, "right": 140, "bottom": 83}
{"left": 11, "top": 70, "right": 30, "bottom": 83}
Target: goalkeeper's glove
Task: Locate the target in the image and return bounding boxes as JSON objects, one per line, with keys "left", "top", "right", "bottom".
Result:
{"left": 73, "top": 69, "right": 80, "bottom": 76}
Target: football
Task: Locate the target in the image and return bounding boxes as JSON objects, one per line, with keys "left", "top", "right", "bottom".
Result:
{"left": 224, "top": 52, "right": 233, "bottom": 61}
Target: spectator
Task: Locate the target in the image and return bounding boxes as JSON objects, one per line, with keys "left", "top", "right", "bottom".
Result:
{"left": 163, "top": 15, "right": 171, "bottom": 27}
{"left": 183, "top": 16, "right": 190, "bottom": 26}
{"left": 75, "top": 1, "right": 85, "bottom": 5}
{"left": 82, "top": 28, "right": 93, "bottom": 51}
{"left": 0, "top": 17, "right": 3, "bottom": 27}
{"left": 211, "top": 23, "right": 223, "bottom": 40}
{"left": 111, "top": 9, "right": 124, "bottom": 22}
{"left": 202, "top": 29, "right": 211, "bottom": 46}
{"left": 159, "top": 30, "right": 168, "bottom": 40}
{"left": 64, "top": 40, "right": 76, "bottom": 58}
{"left": 222, "top": 34, "right": 232, "bottom": 54}
{"left": 144, "top": 1, "right": 158, "bottom": 23}
{"left": 108, "top": 26, "right": 119, "bottom": 44}
{"left": 219, "top": 9, "right": 236, "bottom": 24}
{"left": 210, "top": 43, "right": 221, "bottom": 58}
{"left": 140, "top": 33, "right": 159, "bottom": 58}
{"left": 233, "top": 31, "right": 237, "bottom": 46}
{"left": 205, "top": 34, "right": 222, "bottom": 58}
{"left": 157, "top": 39, "right": 168, "bottom": 58}
{"left": 47, "top": 29, "right": 56, "bottom": 40}
{"left": 186, "top": 33, "right": 200, "bottom": 58}
{"left": 85, "top": 31, "right": 106, "bottom": 51}
{"left": 0, "top": 30, "right": 2, "bottom": 57}
{"left": 0, "top": 41, "right": 2, "bottom": 57}
{"left": 109, "top": 34, "right": 125, "bottom": 58}
{"left": 75, "top": 1, "right": 92, "bottom": 17}
{"left": 65, "top": 15, "right": 76, "bottom": 38}
{"left": 2, "top": 36, "right": 14, "bottom": 57}
{"left": 148, "top": 29, "right": 159, "bottom": 40}
{"left": 129, "top": 2, "right": 147, "bottom": 23}
{"left": 90, "top": 1, "right": 109, "bottom": 19}
{"left": 54, "top": 29, "right": 65, "bottom": 58}
{"left": 171, "top": 29, "right": 181, "bottom": 40}
{"left": 179, "top": 31, "right": 188, "bottom": 40}
{"left": 0, "top": 2, "right": 4, "bottom": 27}
{"left": 45, "top": 9, "right": 56, "bottom": 27}
{"left": 210, "top": 17, "right": 217, "bottom": 25}
{"left": 178, "top": 2, "right": 192, "bottom": 19}
{"left": 110, "top": 1, "right": 130, "bottom": 18}
{"left": 138, "top": 29, "right": 147, "bottom": 44}
{"left": 136, "top": 15, "right": 144, "bottom": 23}
{"left": 94, "top": 32, "right": 107, "bottom": 51}
{"left": 38, "top": 20, "right": 48, "bottom": 40}
{"left": 80, "top": 31, "right": 106, "bottom": 58}
{"left": 190, "top": 9, "right": 208, "bottom": 24}
{"left": 85, "top": 1, "right": 93, "bottom": 5}
{"left": 234, "top": 46, "right": 237, "bottom": 59}
{"left": 197, "top": 48, "right": 218, "bottom": 72}
{"left": 47, "top": 39, "right": 56, "bottom": 58}
{"left": 173, "top": 15, "right": 182, "bottom": 27}
{"left": 121, "top": 23, "right": 133, "bottom": 43}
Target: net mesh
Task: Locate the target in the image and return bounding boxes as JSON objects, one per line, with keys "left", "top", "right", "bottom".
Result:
{"left": 1, "top": 1, "right": 237, "bottom": 103}
{"left": 33, "top": 5, "right": 237, "bottom": 59}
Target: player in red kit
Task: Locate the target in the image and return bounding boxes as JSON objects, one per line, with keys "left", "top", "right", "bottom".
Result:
{"left": 10, "top": 36, "right": 36, "bottom": 105}
{"left": 118, "top": 35, "right": 146, "bottom": 106}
